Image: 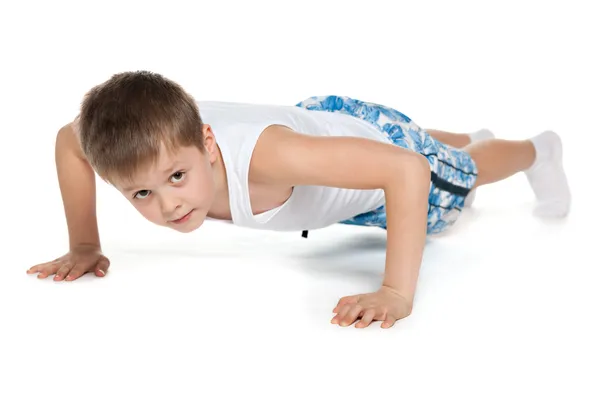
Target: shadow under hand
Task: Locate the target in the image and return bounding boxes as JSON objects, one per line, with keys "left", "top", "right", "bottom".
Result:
{"left": 299, "top": 232, "right": 388, "bottom": 259}
{"left": 293, "top": 232, "right": 389, "bottom": 288}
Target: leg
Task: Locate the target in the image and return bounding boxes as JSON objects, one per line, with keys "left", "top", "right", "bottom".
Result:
{"left": 426, "top": 128, "right": 495, "bottom": 148}
{"left": 426, "top": 129, "right": 472, "bottom": 148}
{"left": 466, "top": 131, "right": 571, "bottom": 217}
{"left": 426, "top": 128, "right": 496, "bottom": 207}
{"left": 466, "top": 139, "right": 535, "bottom": 187}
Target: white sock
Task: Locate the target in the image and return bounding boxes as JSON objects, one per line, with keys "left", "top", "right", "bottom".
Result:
{"left": 464, "top": 129, "right": 496, "bottom": 207}
{"left": 469, "top": 128, "right": 495, "bottom": 143}
{"left": 524, "top": 131, "right": 571, "bottom": 218}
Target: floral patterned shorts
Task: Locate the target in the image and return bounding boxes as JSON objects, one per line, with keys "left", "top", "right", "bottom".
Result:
{"left": 295, "top": 95, "right": 478, "bottom": 235}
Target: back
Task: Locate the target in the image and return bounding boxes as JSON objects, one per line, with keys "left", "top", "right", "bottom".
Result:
{"left": 197, "top": 100, "right": 392, "bottom": 231}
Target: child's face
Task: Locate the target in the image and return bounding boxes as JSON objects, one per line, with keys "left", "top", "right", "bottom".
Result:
{"left": 113, "top": 130, "right": 219, "bottom": 233}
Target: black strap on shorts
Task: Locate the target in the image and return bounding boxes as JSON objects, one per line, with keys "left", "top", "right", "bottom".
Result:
{"left": 299, "top": 171, "right": 470, "bottom": 239}
{"left": 430, "top": 171, "right": 470, "bottom": 197}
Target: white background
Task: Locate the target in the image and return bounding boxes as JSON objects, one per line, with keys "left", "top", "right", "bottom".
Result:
{"left": 1, "top": 0, "right": 598, "bottom": 399}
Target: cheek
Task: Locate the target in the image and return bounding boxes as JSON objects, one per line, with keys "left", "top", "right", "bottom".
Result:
{"left": 188, "top": 173, "right": 215, "bottom": 202}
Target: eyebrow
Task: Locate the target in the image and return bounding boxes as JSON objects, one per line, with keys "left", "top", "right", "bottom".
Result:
{"left": 121, "top": 163, "right": 181, "bottom": 192}
{"left": 122, "top": 184, "right": 142, "bottom": 193}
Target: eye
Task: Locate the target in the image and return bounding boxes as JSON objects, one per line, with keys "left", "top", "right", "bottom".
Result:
{"left": 134, "top": 190, "right": 151, "bottom": 199}
{"left": 170, "top": 171, "right": 186, "bottom": 183}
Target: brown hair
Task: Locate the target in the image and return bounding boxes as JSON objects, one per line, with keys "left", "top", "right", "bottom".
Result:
{"left": 78, "top": 70, "right": 204, "bottom": 184}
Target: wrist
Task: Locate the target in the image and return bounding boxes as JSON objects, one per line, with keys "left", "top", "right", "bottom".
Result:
{"left": 70, "top": 242, "right": 102, "bottom": 252}
{"left": 381, "top": 284, "right": 414, "bottom": 310}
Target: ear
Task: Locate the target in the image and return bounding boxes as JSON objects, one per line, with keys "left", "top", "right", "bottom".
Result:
{"left": 201, "top": 124, "right": 219, "bottom": 162}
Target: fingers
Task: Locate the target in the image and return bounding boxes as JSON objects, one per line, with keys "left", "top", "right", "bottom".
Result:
{"left": 54, "top": 262, "right": 73, "bottom": 281}
{"left": 62, "top": 258, "right": 109, "bottom": 281}
{"left": 65, "top": 263, "right": 89, "bottom": 281}
{"left": 331, "top": 304, "right": 351, "bottom": 325}
{"left": 331, "top": 303, "right": 364, "bottom": 327}
{"left": 27, "top": 257, "right": 64, "bottom": 280}
{"left": 381, "top": 315, "right": 397, "bottom": 329}
{"left": 341, "top": 305, "right": 363, "bottom": 327}
{"left": 27, "top": 262, "right": 49, "bottom": 275}
{"left": 64, "top": 257, "right": 110, "bottom": 281}
{"left": 355, "top": 309, "right": 377, "bottom": 329}
{"left": 27, "top": 257, "right": 60, "bottom": 275}
{"left": 29, "top": 261, "right": 61, "bottom": 279}
{"left": 29, "top": 252, "right": 111, "bottom": 282}
{"left": 94, "top": 258, "right": 110, "bottom": 277}
{"left": 333, "top": 306, "right": 395, "bottom": 329}
{"left": 333, "top": 295, "right": 359, "bottom": 313}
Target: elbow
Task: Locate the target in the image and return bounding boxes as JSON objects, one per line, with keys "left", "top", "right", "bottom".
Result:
{"left": 412, "top": 153, "right": 431, "bottom": 179}
{"left": 411, "top": 154, "right": 431, "bottom": 194}
{"left": 395, "top": 151, "right": 431, "bottom": 183}
{"left": 383, "top": 152, "right": 431, "bottom": 197}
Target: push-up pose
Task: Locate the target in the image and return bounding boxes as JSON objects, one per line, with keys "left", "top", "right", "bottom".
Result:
{"left": 28, "top": 71, "right": 571, "bottom": 328}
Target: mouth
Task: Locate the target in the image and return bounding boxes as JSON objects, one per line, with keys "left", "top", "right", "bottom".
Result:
{"left": 169, "top": 209, "right": 194, "bottom": 224}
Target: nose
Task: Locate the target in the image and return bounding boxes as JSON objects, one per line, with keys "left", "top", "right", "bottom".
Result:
{"left": 159, "top": 195, "right": 181, "bottom": 218}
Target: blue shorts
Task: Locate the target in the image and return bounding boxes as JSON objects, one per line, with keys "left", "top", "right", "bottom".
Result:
{"left": 295, "top": 95, "right": 478, "bottom": 235}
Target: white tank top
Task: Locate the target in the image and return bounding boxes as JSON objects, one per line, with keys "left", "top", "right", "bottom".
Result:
{"left": 198, "top": 100, "right": 392, "bottom": 232}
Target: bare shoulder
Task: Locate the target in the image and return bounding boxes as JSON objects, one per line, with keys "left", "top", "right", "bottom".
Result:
{"left": 250, "top": 124, "right": 328, "bottom": 186}
{"left": 57, "top": 115, "right": 80, "bottom": 137}
{"left": 57, "top": 115, "right": 86, "bottom": 159}
{"left": 250, "top": 124, "right": 427, "bottom": 190}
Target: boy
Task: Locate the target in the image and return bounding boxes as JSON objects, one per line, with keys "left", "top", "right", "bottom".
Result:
{"left": 27, "top": 71, "right": 571, "bottom": 328}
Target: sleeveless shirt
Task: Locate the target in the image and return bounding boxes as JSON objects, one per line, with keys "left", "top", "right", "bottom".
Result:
{"left": 198, "top": 100, "right": 392, "bottom": 232}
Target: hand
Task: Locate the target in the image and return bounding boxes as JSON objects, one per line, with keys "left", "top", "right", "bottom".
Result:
{"left": 331, "top": 286, "right": 412, "bottom": 328}
{"left": 27, "top": 244, "right": 110, "bottom": 282}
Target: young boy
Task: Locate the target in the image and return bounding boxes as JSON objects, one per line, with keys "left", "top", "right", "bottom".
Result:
{"left": 27, "top": 71, "right": 571, "bottom": 328}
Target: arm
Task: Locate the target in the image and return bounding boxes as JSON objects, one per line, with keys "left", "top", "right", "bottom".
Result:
{"left": 55, "top": 119, "right": 102, "bottom": 250}
{"left": 252, "top": 125, "right": 431, "bottom": 326}
{"left": 26, "top": 120, "right": 109, "bottom": 281}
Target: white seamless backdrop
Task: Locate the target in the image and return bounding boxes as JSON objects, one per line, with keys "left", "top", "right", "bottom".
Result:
{"left": 0, "top": 1, "right": 598, "bottom": 399}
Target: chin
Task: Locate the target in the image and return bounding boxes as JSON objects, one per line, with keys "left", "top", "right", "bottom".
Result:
{"left": 168, "top": 216, "right": 205, "bottom": 233}
{"left": 173, "top": 223, "right": 202, "bottom": 233}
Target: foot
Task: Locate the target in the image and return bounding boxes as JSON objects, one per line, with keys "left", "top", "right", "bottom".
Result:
{"left": 525, "top": 131, "right": 571, "bottom": 218}
{"left": 464, "top": 129, "right": 495, "bottom": 207}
